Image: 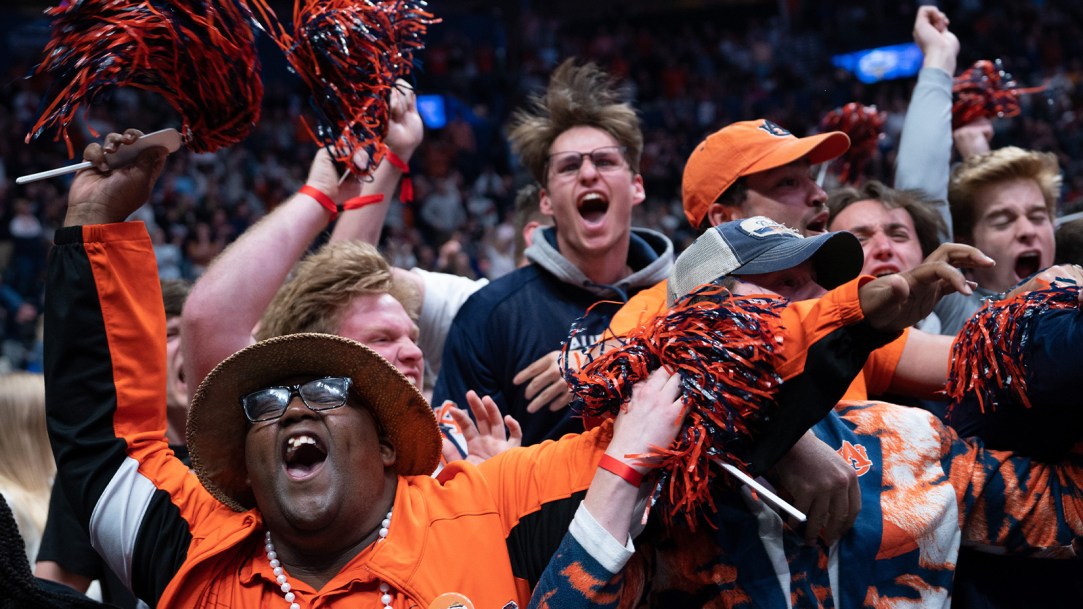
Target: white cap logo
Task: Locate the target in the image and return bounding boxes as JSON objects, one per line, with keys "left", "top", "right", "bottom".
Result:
{"left": 738, "top": 217, "right": 800, "bottom": 239}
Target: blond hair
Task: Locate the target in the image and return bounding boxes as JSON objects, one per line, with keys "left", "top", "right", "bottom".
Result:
{"left": 0, "top": 372, "right": 52, "bottom": 555}
{"left": 949, "top": 146, "right": 1062, "bottom": 240}
{"left": 257, "top": 241, "right": 419, "bottom": 341}
{"left": 508, "top": 59, "right": 643, "bottom": 184}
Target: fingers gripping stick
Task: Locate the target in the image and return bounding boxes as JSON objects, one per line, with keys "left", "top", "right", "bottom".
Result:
{"left": 17, "top": 128, "right": 183, "bottom": 184}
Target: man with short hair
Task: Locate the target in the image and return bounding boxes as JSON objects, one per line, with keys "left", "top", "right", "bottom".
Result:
{"left": 827, "top": 180, "right": 949, "bottom": 333}
{"left": 433, "top": 60, "right": 674, "bottom": 445}
{"left": 937, "top": 146, "right": 1062, "bottom": 334}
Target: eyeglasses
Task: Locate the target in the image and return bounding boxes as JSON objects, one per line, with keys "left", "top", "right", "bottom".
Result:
{"left": 240, "top": 377, "right": 353, "bottom": 423}
{"left": 546, "top": 146, "right": 628, "bottom": 181}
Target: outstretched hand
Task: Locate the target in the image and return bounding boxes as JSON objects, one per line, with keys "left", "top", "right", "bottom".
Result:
{"left": 441, "top": 391, "right": 522, "bottom": 464}
{"left": 859, "top": 242, "right": 993, "bottom": 332}
{"left": 65, "top": 129, "right": 169, "bottom": 226}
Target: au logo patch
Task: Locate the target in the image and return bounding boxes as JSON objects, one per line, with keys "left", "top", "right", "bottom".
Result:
{"left": 758, "top": 119, "right": 792, "bottom": 137}
{"left": 837, "top": 440, "right": 873, "bottom": 477}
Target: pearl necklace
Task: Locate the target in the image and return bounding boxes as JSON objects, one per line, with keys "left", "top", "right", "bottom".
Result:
{"left": 265, "top": 509, "right": 394, "bottom": 609}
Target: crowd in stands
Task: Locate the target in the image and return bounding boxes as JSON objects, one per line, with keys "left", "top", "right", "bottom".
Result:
{"left": 3, "top": 0, "right": 1083, "bottom": 374}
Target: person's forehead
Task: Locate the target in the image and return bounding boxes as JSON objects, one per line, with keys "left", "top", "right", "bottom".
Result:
{"left": 549, "top": 125, "right": 620, "bottom": 154}
{"left": 835, "top": 199, "right": 915, "bottom": 230}
{"left": 974, "top": 177, "right": 1045, "bottom": 215}
{"left": 338, "top": 293, "right": 416, "bottom": 338}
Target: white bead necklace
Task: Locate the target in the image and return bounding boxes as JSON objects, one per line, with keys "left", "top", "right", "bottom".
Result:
{"left": 264, "top": 509, "right": 394, "bottom": 609}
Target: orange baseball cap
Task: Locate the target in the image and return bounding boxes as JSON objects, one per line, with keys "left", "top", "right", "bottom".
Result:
{"left": 682, "top": 119, "right": 851, "bottom": 227}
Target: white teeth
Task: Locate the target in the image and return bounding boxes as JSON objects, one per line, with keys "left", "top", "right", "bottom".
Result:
{"left": 582, "top": 193, "right": 604, "bottom": 203}
{"left": 287, "top": 435, "right": 317, "bottom": 449}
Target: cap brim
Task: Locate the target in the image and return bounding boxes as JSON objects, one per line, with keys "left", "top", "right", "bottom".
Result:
{"left": 187, "top": 333, "right": 440, "bottom": 511}
{"left": 733, "top": 230, "right": 863, "bottom": 290}
{"left": 745, "top": 131, "right": 850, "bottom": 175}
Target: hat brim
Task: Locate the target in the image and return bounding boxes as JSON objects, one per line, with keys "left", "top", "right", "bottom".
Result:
{"left": 186, "top": 333, "right": 440, "bottom": 511}
{"left": 732, "top": 230, "right": 863, "bottom": 290}
{"left": 745, "top": 131, "right": 850, "bottom": 176}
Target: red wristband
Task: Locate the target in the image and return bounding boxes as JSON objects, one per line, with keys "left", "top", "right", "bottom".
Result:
{"left": 299, "top": 184, "right": 339, "bottom": 220}
{"left": 385, "top": 150, "right": 414, "bottom": 204}
{"left": 598, "top": 454, "right": 644, "bottom": 488}
{"left": 343, "top": 194, "right": 385, "bottom": 211}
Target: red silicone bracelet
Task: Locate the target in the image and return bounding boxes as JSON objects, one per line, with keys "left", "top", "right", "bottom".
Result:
{"left": 598, "top": 454, "right": 644, "bottom": 488}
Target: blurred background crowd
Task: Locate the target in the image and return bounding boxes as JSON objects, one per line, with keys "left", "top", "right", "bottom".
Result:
{"left": 3, "top": 0, "right": 1083, "bottom": 371}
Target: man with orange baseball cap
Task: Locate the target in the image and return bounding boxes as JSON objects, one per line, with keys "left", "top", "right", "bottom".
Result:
{"left": 608, "top": 118, "right": 850, "bottom": 337}
{"left": 681, "top": 119, "right": 849, "bottom": 235}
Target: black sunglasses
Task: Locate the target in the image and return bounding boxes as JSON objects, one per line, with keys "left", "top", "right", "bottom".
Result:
{"left": 240, "top": 376, "right": 353, "bottom": 423}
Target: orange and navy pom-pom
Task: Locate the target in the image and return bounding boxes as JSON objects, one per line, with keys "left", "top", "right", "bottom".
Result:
{"left": 27, "top": 0, "right": 263, "bottom": 155}
{"left": 819, "top": 103, "right": 884, "bottom": 185}
{"left": 952, "top": 59, "right": 1044, "bottom": 129}
{"left": 563, "top": 285, "right": 786, "bottom": 528}
{"left": 252, "top": 0, "right": 438, "bottom": 174}
{"left": 947, "top": 285, "right": 1080, "bottom": 415}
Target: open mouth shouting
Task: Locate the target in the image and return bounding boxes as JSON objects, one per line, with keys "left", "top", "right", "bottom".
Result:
{"left": 283, "top": 432, "right": 328, "bottom": 481}
{"left": 578, "top": 192, "right": 610, "bottom": 227}
{"left": 1014, "top": 250, "right": 1042, "bottom": 281}
{"left": 804, "top": 210, "right": 829, "bottom": 235}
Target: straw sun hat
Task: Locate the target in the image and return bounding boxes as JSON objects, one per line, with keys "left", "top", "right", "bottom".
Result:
{"left": 187, "top": 333, "right": 440, "bottom": 511}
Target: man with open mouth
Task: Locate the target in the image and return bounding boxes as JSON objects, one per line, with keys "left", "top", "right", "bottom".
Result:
{"left": 935, "top": 146, "right": 1061, "bottom": 334}
{"left": 432, "top": 59, "right": 675, "bottom": 446}
{"left": 44, "top": 130, "right": 687, "bottom": 609}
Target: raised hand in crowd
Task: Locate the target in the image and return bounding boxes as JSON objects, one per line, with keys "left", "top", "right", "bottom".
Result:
{"left": 439, "top": 390, "right": 523, "bottom": 464}
{"left": 332, "top": 79, "right": 424, "bottom": 245}
{"left": 912, "top": 5, "right": 958, "bottom": 75}
{"left": 66, "top": 129, "right": 168, "bottom": 226}
{"left": 953, "top": 116, "right": 994, "bottom": 160}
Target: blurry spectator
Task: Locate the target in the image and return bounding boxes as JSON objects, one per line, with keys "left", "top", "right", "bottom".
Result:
{"left": 0, "top": 372, "right": 51, "bottom": 565}
{"left": 1055, "top": 217, "right": 1083, "bottom": 265}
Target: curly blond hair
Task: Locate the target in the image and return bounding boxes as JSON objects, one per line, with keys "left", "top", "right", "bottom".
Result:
{"left": 949, "top": 146, "right": 1061, "bottom": 240}
{"left": 508, "top": 59, "right": 642, "bottom": 184}
{"left": 256, "top": 241, "right": 419, "bottom": 341}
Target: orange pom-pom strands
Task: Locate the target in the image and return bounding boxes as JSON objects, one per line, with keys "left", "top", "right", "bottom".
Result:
{"left": 564, "top": 285, "right": 787, "bottom": 528}
{"left": 819, "top": 103, "right": 885, "bottom": 185}
{"left": 947, "top": 284, "right": 1081, "bottom": 416}
{"left": 27, "top": 0, "right": 263, "bottom": 156}
{"left": 248, "top": 0, "right": 438, "bottom": 176}
{"left": 952, "top": 59, "right": 1045, "bottom": 129}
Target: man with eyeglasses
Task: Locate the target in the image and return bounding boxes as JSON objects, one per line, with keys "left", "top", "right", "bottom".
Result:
{"left": 44, "top": 130, "right": 687, "bottom": 608}
{"left": 432, "top": 59, "right": 674, "bottom": 445}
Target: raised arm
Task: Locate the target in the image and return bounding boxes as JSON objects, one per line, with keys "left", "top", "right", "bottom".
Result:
{"left": 47, "top": 131, "right": 196, "bottom": 604}
{"left": 181, "top": 147, "right": 362, "bottom": 394}
{"left": 895, "top": 5, "right": 959, "bottom": 242}
{"left": 330, "top": 80, "right": 423, "bottom": 247}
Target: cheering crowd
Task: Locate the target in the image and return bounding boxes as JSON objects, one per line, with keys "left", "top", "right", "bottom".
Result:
{"left": 3, "top": 1, "right": 1083, "bottom": 609}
